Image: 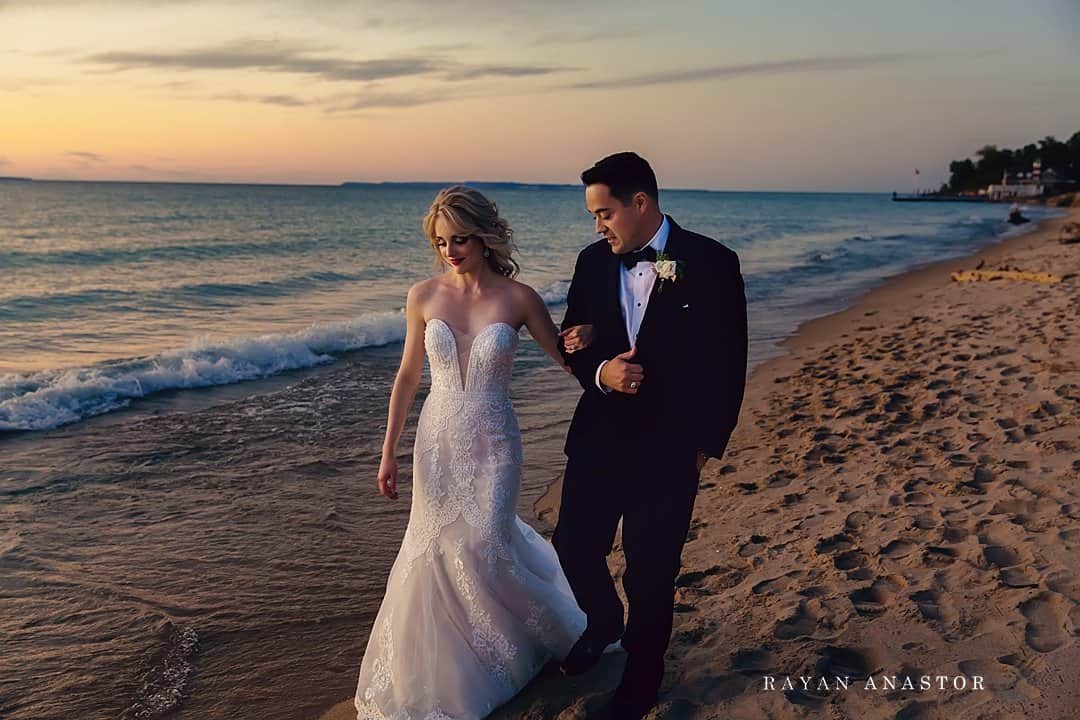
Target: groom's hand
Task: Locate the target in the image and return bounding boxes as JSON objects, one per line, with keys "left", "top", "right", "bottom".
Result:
{"left": 599, "top": 346, "right": 644, "bottom": 394}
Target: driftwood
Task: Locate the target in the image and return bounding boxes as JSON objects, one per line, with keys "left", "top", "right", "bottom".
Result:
{"left": 1060, "top": 221, "right": 1080, "bottom": 245}
{"left": 951, "top": 270, "right": 1062, "bottom": 284}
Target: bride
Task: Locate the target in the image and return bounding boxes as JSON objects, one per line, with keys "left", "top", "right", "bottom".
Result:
{"left": 354, "top": 186, "right": 594, "bottom": 719}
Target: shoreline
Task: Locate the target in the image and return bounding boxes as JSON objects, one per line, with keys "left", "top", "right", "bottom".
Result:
{"left": 322, "top": 209, "right": 1078, "bottom": 719}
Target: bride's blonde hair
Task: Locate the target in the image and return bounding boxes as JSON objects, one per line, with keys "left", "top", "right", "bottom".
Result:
{"left": 422, "top": 186, "right": 520, "bottom": 278}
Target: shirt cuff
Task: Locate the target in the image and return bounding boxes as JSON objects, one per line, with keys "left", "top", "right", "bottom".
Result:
{"left": 595, "top": 360, "right": 612, "bottom": 393}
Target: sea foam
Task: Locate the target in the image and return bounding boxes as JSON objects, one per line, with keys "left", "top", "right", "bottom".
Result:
{"left": 0, "top": 310, "right": 406, "bottom": 431}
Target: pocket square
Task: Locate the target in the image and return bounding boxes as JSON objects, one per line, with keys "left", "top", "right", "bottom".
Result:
{"left": 681, "top": 303, "right": 690, "bottom": 309}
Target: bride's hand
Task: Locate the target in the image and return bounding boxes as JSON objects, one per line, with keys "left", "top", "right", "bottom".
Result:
{"left": 559, "top": 324, "right": 594, "bottom": 353}
{"left": 377, "top": 454, "right": 399, "bottom": 500}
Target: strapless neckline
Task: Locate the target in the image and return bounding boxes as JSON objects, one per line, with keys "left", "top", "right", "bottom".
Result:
{"left": 426, "top": 318, "right": 517, "bottom": 392}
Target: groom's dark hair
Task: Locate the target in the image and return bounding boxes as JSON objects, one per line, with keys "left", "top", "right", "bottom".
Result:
{"left": 581, "top": 152, "right": 659, "bottom": 205}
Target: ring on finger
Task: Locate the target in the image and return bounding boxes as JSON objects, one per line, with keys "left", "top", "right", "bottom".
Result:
{"left": 629, "top": 381, "right": 639, "bottom": 389}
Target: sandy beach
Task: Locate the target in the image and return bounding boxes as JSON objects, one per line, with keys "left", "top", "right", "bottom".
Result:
{"left": 322, "top": 207, "right": 1079, "bottom": 720}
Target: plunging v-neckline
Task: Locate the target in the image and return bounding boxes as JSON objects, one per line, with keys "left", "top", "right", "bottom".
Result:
{"left": 428, "top": 318, "right": 516, "bottom": 391}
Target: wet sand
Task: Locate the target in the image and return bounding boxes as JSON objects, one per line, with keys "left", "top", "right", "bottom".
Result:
{"left": 323, "top": 208, "right": 1079, "bottom": 719}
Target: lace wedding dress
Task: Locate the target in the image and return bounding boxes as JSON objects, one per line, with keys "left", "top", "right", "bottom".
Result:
{"left": 354, "top": 318, "right": 586, "bottom": 720}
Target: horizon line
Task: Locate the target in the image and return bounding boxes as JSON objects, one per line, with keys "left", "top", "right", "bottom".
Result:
{"left": 1, "top": 176, "right": 896, "bottom": 194}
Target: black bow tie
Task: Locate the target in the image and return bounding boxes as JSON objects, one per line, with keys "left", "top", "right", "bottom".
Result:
{"left": 620, "top": 245, "right": 657, "bottom": 269}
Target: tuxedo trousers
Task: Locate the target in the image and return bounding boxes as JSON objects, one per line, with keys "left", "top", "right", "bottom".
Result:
{"left": 552, "top": 448, "right": 699, "bottom": 688}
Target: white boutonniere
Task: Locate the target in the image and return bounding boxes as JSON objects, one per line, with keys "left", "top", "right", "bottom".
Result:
{"left": 653, "top": 252, "right": 684, "bottom": 292}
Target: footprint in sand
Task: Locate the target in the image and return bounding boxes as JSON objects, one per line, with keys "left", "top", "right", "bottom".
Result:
{"left": 958, "top": 658, "right": 1020, "bottom": 691}
{"left": 1059, "top": 527, "right": 1080, "bottom": 545}
{"left": 836, "top": 489, "right": 861, "bottom": 502}
{"left": 905, "top": 492, "right": 935, "bottom": 507}
{"left": 948, "top": 453, "right": 976, "bottom": 467}
{"left": 1000, "top": 566, "right": 1041, "bottom": 588}
{"left": 1004, "top": 428, "right": 1025, "bottom": 443}
{"left": 676, "top": 565, "right": 746, "bottom": 592}
{"left": 834, "top": 549, "right": 871, "bottom": 573}
{"left": 912, "top": 511, "right": 939, "bottom": 529}
{"left": 982, "top": 545, "right": 1022, "bottom": 569}
{"left": 730, "top": 647, "right": 775, "bottom": 676}
{"left": 941, "top": 521, "right": 970, "bottom": 543}
{"left": 1019, "top": 591, "right": 1072, "bottom": 652}
{"left": 989, "top": 498, "right": 1041, "bottom": 516}
{"left": 816, "top": 533, "right": 856, "bottom": 554}
{"left": 673, "top": 617, "right": 720, "bottom": 645}
{"left": 844, "top": 511, "right": 871, "bottom": 534}
{"left": 781, "top": 491, "right": 806, "bottom": 506}
{"left": 737, "top": 534, "right": 768, "bottom": 557}
{"left": 752, "top": 570, "right": 806, "bottom": 596}
{"left": 881, "top": 538, "right": 918, "bottom": 559}
{"left": 784, "top": 646, "right": 882, "bottom": 709}
{"left": 977, "top": 523, "right": 1031, "bottom": 571}
{"left": 766, "top": 469, "right": 797, "bottom": 489}
{"left": 922, "top": 546, "right": 958, "bottom": 567}
{"left": 849, "top": 585, "right": 891, "bottom": 615}
{"left": 1045, "top": 569, "right": 1080, "bottom": 601}
{"left": 910, "top": 588, "right": 959, "bottom": 629}
{"left": 998, "top": 651, "right": 1049, "bottom": 690}
{"left": 773, "top": 598, "right": 845, "bottom": 640}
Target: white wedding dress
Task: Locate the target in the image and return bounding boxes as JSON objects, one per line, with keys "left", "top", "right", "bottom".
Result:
{"left": 354, "top": 318, "right": 586, "bottom": 720}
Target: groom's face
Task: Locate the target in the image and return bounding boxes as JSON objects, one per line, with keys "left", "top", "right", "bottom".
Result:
{"left": 585, "top": 183, "right": 645, "bottom": 255}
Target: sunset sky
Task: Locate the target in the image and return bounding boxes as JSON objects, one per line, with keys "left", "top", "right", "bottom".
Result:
{"left": 2, "top": 0, "right": 1079, "bottom": 191}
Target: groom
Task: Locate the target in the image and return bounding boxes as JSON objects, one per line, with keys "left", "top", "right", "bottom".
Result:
{"left": 554, "top": 152, "right": 747, "bottom": 718}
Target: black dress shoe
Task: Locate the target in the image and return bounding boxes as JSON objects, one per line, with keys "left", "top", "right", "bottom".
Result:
{"left": 602, "top": 691, "right": 655, "bottom": 720}
{"left": 559, "top": 626, "right": 622, "bottom": 676}
{"left": 606, "top": 655, "right": 661, "bottom": 718}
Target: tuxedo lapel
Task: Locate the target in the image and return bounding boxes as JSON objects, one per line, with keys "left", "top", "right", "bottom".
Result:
{"left": 605, "top": 250, "right": 631, "bottom": 351}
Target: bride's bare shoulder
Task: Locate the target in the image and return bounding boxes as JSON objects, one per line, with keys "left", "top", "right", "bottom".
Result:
{"left": 505, "top": 277, "right": 542, "bottom": 300}
{"left": 408, "top": 277, "right": 444, "bottom": 300}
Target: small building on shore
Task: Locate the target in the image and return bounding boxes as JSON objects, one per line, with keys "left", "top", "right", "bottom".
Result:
{"left": 987, "top": 160, "right": 1076, "bottom": 201}
{"left": 987, "top": 161, "right": 1048, "bottom": 201}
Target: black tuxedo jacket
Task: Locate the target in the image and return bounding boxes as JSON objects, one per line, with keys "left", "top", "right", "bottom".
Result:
{"left": 561, "top": 216, "right": 747, "bottom": 462}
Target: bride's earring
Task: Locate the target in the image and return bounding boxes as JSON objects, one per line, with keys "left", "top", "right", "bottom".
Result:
{"left": 483, "top": 248, "right": 490, "bottom": 258}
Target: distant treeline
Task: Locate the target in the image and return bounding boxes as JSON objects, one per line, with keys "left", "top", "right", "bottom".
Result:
{"left": 944, "top": 130, "right": 1080, "bottom": 193}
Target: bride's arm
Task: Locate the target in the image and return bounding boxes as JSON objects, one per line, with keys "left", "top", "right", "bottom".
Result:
{"left": 377, "top": 283, "right": 427, "bottom": 499}
{"left": 520, "top": 285, "right": 573, "bottom": 374}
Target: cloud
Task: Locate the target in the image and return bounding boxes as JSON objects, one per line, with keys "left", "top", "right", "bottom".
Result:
{"left": 67, "top": 151, "right": 106, "bottom": 162}
{"left": 443, "top": 63, "right": 580, "bottom": 81}
{"left": 567, "top": 53, "right": 912, "bottom": 90}
{"left": 213, "top": 92, "right": 310, "bottom": 107}
{"left": 87, "top": 41, "right": 440, "bottom": 83}
{"left": 84, "top": 38, "right": 576, "bottom": 87}
{"left": 325, "top": 89, "right": 445, "bottom": 113}
{"left": 0, "top": 76, "right": 63, "bottom": 91}
{"left": 125, "top": 164, "right": 205, "bottom": 178}
{"left": 530, "top": 29, "right": 644, "bottom": 46}
{"left": 1, "top": 0, "right": 209, "bottom": 8}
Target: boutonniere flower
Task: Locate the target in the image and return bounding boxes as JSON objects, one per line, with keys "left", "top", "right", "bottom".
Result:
{"left": 653, "top": 252, "right": 684, "bottom": 292}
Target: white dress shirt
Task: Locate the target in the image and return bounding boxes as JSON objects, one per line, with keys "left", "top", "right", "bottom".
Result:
{"left": 595, "top": 216, "right": 670, "bottom": 391}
